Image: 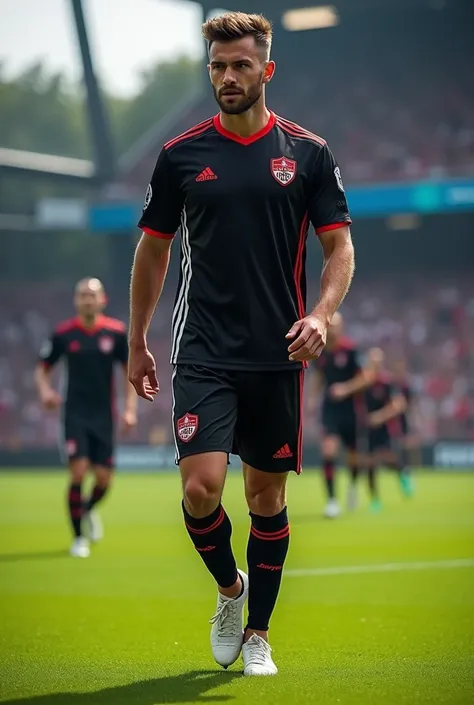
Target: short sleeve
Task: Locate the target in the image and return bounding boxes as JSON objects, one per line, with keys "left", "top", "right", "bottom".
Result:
{"left": 39, "top": 333, "right": 63, "bottom": 368}
{"left": 137, "top": 148, "right": 184, "bottom": 238}
{"left": 308, "top": 144, "right": 352, "bottom": 235}
{"left": 114, "top": 332, "right": 129, "bottom": 365}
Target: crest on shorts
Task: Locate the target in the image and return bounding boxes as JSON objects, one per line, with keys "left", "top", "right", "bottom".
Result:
{"left": 177, "top": 413, "right": 199, "bottom": 443}
{"left": 98, "top": 335, "right": 114, "bottom": 353}
{"left": 334, "top": 352, "right": 347, "bottom": 368}
{"left": 271, "top": 157, "right": 297, "bottom": 186}
{"left": 65, "top": 439, "right": 77, "bottom": 457}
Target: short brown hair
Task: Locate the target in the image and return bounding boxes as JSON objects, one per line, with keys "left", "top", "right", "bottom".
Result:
{"left": 202, "top": 12, "right": 272, "bottom": 58}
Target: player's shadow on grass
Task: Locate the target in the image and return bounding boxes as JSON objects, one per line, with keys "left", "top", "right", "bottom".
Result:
{"left": 0, "top": 550, "right": 67, "bottom": 563}
{"left": 2, "top": 669, "right": 241, "bottom": 705}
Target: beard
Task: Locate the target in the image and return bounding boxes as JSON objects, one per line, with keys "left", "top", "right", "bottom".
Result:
{"left": 213, "top": 80, "right": 263, "bottom": 115}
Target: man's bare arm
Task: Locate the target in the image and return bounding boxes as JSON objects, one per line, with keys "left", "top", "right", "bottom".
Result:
{"left": 129, "top": 234, "right": 173, "bottom": 348}
{"left": 369, "top": 394, "right": 407, "bottom": 427}
{"left": 313, "top": 225, "right": 355, "bottom": 325}
{"left": 287, "top": 226, "right": 354, "bottom": 361}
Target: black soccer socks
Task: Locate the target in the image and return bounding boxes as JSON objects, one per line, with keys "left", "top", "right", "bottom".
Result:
{"left": 182, "top": 502, "right": 238, "bottom": 589}
{"left": 68, "top": 483, "right": 83, "bottom": 537}
{"left": 323, "top": 459, "right": 336, "bottom": 498}
{"left": 86, "top": 485, "right": 108, "bottom": 512}
{"left": 246, "top": 507, "right": 290, "bottom": 632}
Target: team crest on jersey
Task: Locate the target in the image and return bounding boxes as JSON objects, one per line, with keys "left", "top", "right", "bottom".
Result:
{"left": 177, "top": 413, "right": 199, "bottom": 443}
{"left": 334, "top": 352, "right": 347, "bottom": 368}
{"left": 98, "top": 335, "right": 114, "bottom": 353}
{"left": 271, "top": 157, "right": 297, "bottom": 186}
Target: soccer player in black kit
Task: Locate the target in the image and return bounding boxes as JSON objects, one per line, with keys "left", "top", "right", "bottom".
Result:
{"left": 364, "top": 348, "right": 408, "bottom": 511}
{"left": 128, "top": 12, "right": 354, "bottom": 676}
{"left": 312, "top": 312, "right": 370, "bottom": 518}
{"left": 35, "top": 278, "right": 137, "bottom": 558}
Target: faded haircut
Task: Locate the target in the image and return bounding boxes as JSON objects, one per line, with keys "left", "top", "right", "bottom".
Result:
{"left": 202, "top": 11, "right": 272, "bottom": 59}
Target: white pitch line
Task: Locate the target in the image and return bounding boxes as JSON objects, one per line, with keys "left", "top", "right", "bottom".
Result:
{"left": 285, "top": 558, "right": 474, "bottom": 578}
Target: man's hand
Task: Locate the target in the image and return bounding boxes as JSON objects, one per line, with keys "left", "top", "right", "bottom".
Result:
{"left": 128, "top": 346, "right": 159, "bottom": 401}
{"left": 40, "top": 388, "right": 62, "bottom": 411}
{"left": 286, "top": 312, "right": 328, "bottom": 362}
{"left": 120, "top": 409, "right": 138, "bottom": 433}
{"left": 367, "top": 411, "right": 382, "bottom": 429}
{"left": 329, "top": 382, "right": 349, "bottom": 401}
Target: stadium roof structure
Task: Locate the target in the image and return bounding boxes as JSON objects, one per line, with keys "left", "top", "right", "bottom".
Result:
{"left": 1, "top": 0, "right": 469, "bottom": 187}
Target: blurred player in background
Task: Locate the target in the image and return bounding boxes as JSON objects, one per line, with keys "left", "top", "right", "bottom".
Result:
{"left": 312, "top": 312, "right": 369, "bottom": 518}
{"left": 128, "top": 12, "right": 354, "bottom": 676}
{"left": 35, "top": 278, "right": 137, "bottom": 558}
{"left": 390, "top": 359, "right": 416, "bottom": 496}
{"left": 365, "top": 348, "right": 408, "bottom": 511}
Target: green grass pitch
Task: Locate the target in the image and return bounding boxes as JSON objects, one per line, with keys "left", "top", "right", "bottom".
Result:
{"left": 0, "top": 469, "right": 473, "bottom": 705}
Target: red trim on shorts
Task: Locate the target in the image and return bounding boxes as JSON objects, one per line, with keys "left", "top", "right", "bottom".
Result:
{"left": 142, "top": 226, "right": 175, "bottom": 239}
{"left": 213, "top": 111, "right": 276, "bottom": 145}
{"left": 164, "top": 118, "right": 214, "bottom": 151}
{"left": 296, "top": 369, "right": 304, "bottom": 474}
{"left": 316, "top": 222, "right": 351, "bottom": 235}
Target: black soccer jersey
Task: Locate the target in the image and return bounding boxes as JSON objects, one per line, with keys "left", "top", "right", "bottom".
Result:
{"left": 365, "top": 374, "right": 395, "bottom": 414}
{"left": 39, "top": 315, "right": 128, "bottom": 417}
{"left": 315, "top": 338, "right": 361, "bottom": 414}
{"left": 138, "top": 112, "right": 351, "bottom": 371}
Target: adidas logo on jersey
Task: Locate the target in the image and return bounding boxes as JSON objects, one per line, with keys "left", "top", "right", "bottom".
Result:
{"left": 196, "top": 167, "right": 218, "bottom": 181}
{"left": 273, "top": 443, "right": 293, "bottom": 459}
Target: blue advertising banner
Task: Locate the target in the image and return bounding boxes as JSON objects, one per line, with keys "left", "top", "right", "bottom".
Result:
{"left": 88, "top": 179, "right": 474, "bottom": 231}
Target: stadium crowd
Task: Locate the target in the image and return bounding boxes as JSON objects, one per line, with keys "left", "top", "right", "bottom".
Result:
{"left": 1, "top": 275, "right": 473, "bottom": 451}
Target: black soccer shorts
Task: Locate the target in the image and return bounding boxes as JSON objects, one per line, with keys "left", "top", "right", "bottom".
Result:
{"left": 62, "top": 413, "right": 114, "bottom": 468}
{"left": 368, "top": 425, "right": 391, "bottom": 453}
{"left": 172, "top": 365, "right": 303, "bottom": 473}
{"left": 321, "top": 405, "right": 359, "bottom": 450}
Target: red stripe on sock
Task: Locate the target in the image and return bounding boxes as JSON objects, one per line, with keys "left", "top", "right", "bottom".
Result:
{"left": 186, "top": 507, "right": 225, "bottom": 535}
{"left": 250, "top": 525, "right": 290, "bottom": 541}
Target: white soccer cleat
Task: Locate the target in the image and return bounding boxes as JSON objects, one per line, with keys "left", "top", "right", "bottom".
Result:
{"left": 242, "top": 634, "right": 278, "bottom": 676}
{"left": 69, "top": 537, "right": 90, "bottom": 558}
{"left": 324, "top": 498, "right": 341, "bottom": 519}
{"left": 85, "top": 509, "right": 103, "bottom": 543}
{"left": 347, "top": 483, "right": 358, "bottom": 511}
{"left": 209, "top": 569, "right": 248, "bottom": 668}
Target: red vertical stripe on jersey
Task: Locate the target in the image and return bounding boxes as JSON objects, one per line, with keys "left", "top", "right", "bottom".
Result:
{"left": 294, "top": 213, "right": 309, "bottom": 320}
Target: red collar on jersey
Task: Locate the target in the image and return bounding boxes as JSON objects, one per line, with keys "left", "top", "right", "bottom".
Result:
{"left": 213, "top": 111, "right": 276, "bottom": 146}
{"left": 73, "top": 314, "right": 106, "bottom": 335}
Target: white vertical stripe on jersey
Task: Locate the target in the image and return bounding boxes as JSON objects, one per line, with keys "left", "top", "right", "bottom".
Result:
{"left": 170, "top": 212, "right": 187, "bottom": 351}
{"left": 171, "top": 208, "right": 191, "bottom": 363}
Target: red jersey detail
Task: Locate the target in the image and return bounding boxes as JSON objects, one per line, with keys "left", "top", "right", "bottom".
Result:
{"left": 316, "top": 221, "right": 351, "bottom": 235}
{"left": 213, "top": 111, "right": 276, "bottom": 146}
{"left": 196, "top": 167, "right": 218, "bottom": 182}
{"left": 275, "top": 116, "right": 326, "bottom": 146}
{"left": 56, "top": 315, "right": 125, "bottom": 337}
{"left": 142, "top": 225, "right": 174, "bottom": 239}
{"left": 164, "top": 118, "right": 214, "bottom": 151}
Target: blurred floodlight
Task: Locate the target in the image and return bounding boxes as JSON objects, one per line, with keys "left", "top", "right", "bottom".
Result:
{"left": 282, "top": 6, "right": 339, "bottom": 31}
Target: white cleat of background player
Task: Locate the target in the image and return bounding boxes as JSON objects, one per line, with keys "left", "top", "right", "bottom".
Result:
{"left": 209, "top": 569, "right": 248, "bottom": 668}
{"left": 324, "top": 498, "right": 341, "bottom": 519}
{"left": 242, "top": 634, "right": 278, "bottom": 676}
{"left": 85, "top": 509, "right": 103, "bottom": 543}
{"left": 69, "top": 537, "right": 90, "bottom": 558}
